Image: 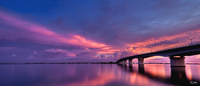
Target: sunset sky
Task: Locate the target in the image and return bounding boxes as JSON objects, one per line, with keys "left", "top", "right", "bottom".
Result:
{"left": 1, "top": 0, "right": 200, "bottom": 63}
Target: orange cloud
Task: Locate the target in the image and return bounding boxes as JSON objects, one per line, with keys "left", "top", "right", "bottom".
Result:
{"left": 126, "top": 29, "right": 200, "bottom": 53}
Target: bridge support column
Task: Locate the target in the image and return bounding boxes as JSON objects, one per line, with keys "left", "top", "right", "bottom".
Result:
{"left": 118, "top": 61, "right": 123, "bottom": 65}
{"left": 169, "top": 56, "right": 185, "bottom": 67}
{"left": 128, "top": 59, "right": 132, "bottom": 66}
{"left": 138, "top": 58, "right": 144, "bottom": 64}
{"left": 123, "top": 60, "right": 126, "bottom": 65}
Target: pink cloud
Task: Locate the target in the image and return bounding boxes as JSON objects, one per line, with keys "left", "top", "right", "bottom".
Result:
{"left": 0, "top": 10, "right": 119, "bottom": 61}
{"left": 113, "top": 29, "right": 200, "bottom": 62}
{"left": 0, "top": 11, "right": 109, "bottom": 49}
{"left": 126, "top": 29, "right": 200, "bottom": 54}
{"left": 73, "top": 48, "right": 98, "bottom": 58}
{"left": 113, "top": 47, "right": 136, "bottom": 59}
{"left": 1, "top": 10, "right": 200, "bottom": 62}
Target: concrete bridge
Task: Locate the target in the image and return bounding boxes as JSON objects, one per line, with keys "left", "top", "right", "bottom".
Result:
{"left": 116, "top": 42, "right": 200, "bottom": 67}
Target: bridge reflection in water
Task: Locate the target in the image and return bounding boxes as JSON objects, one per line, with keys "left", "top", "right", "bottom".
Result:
{"left": 118, "top": 64, "right": 200, "bottom": 86}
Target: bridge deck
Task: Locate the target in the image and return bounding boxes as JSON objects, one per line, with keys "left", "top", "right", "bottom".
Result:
{"left": 117, "top": 43, "right": 200, "bottom": 63}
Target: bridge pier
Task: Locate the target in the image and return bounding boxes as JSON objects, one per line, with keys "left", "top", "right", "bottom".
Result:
{"left": 169, "top": 56, "right": 185, "bottom": 67}
{"left": 123, "top": 60, "right": 127, "bottom": 65}
{"left": 118, "top": 61, "right": 123, "bottom": 65}
{"left": 138, "top": 58, "right": 144, "bottom": 64}
{"left": 128, "top": 59, "right": 132, "bottom": 66}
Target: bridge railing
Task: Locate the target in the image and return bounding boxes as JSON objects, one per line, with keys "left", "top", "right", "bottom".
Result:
{"left": 157, "top": 41, "right": 200, "bottom": 52}
{"left": 133, "top": 41, "right": 200, "bottom": 55}
{"left": 120, "top": 41, "right": 200, "bottom": 60}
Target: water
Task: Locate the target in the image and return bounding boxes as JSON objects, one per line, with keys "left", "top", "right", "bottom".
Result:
{"left": 0, "top": 64, "right": 200, "bottom": 86}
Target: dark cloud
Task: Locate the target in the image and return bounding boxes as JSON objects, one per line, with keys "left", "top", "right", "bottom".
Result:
{"left": 147, "top": 40, "right": 179, "bottom": 47}
{"left": 31, "top": 48, "right": 76, "bottom": 58}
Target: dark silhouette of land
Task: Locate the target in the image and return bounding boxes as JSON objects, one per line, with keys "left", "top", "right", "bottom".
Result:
{"left": 0, "top": 62, "right": 116, "bottom": 64}
{"left": 1, "top": 62, "right": 200, "bottom": 65}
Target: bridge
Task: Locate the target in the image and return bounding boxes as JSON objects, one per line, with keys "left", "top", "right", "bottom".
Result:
{"left": 116, "top": 42, "right": 200, "bottom": 67}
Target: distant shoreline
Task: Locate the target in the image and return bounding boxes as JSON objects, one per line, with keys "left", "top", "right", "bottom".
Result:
{"left": 0, "top": 62, "right": 116, "bottom": 64}
{"left": 0, "top": 62, "right": 200, "bottom": 65}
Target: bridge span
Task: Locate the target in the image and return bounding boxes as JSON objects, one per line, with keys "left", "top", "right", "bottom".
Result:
{"left": 116, "top": 42, "right": 200, "bottom": 67}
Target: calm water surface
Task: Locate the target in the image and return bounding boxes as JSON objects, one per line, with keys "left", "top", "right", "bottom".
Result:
{"left": 0, "top": 64, "right": 200, "bottom": 86}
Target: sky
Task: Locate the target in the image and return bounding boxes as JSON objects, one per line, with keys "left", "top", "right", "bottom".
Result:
{"left": 0, "top": 0, "right": 200, "bottom": 63}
